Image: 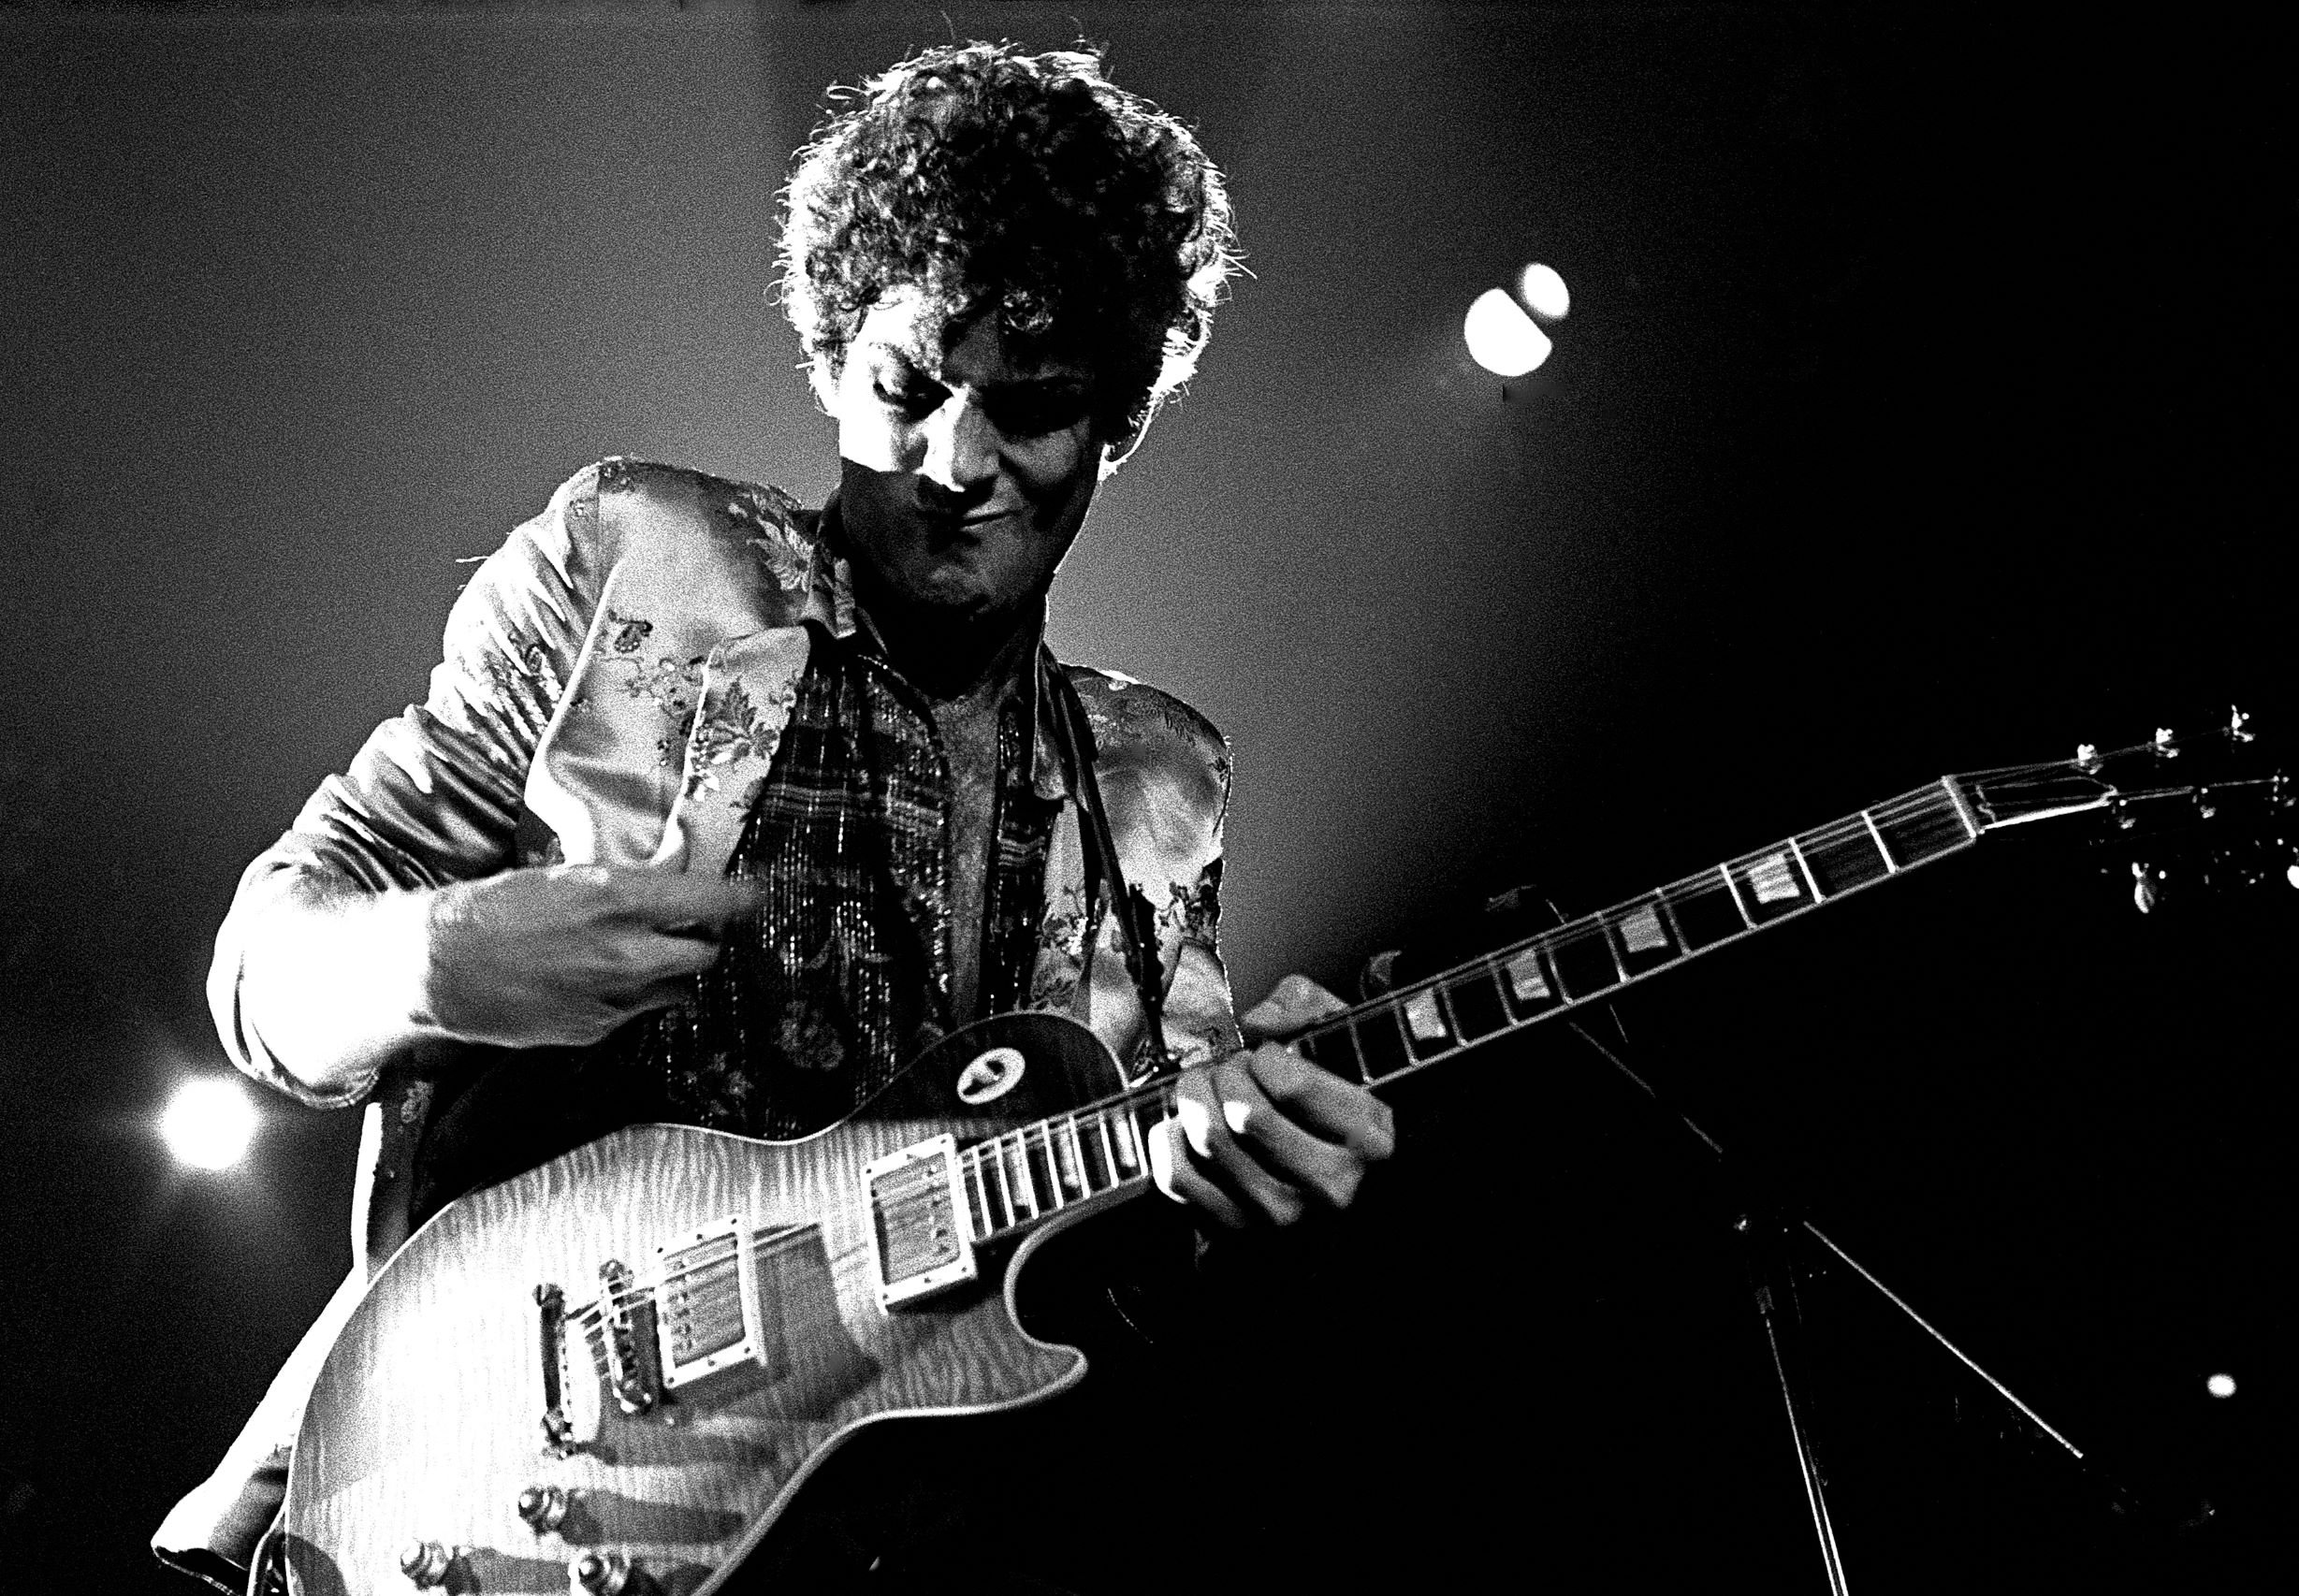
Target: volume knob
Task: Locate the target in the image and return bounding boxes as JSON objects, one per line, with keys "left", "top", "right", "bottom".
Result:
{"left": 517, "top": 1483, "right": 572, "bottom": 1531}
{"left": 399, "top": 1540, "right": 454, "bottom": 1589}
{"left": 569, "top": 1548, "right": 633, "bottom": 1593}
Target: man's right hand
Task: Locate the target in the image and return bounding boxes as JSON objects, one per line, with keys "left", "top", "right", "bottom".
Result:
{"left": 420, "top": 864, "right": 764, "bottom": 1049}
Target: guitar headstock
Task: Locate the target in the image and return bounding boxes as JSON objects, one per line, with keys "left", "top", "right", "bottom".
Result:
{"left": 1962, "top": 708, "right": 2295, "bottom": 913}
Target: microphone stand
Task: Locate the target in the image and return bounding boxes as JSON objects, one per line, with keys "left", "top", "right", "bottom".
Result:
{"left": 1556, "top": 1015, "right": 2165, "bottom": 1594}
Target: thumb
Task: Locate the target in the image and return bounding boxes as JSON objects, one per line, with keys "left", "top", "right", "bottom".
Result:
{"left": 1240, "top": 974, "right": 1346, "bottom": 1043}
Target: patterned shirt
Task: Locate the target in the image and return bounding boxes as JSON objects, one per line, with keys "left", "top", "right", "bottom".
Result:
{"left": 211, "top": 457, "right": 1243, "bottom": 1261}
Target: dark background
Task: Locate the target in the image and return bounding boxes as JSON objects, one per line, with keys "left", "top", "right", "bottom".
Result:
{"left": 2, "top": 2, "right": 2290, "bottom": 1590}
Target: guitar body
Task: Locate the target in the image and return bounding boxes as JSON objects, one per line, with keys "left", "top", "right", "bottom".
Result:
{"left": 284, "top": 1012, "right": 1134, "bottom": 1596}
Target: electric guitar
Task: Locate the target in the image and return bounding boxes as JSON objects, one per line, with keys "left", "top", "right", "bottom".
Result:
{"left": 283, "top": 717, "right": 2287, "bottom": 1596}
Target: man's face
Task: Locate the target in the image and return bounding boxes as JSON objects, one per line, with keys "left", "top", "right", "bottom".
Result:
{"left": 827, "top": 285, "right": 1105, "bottom": 631}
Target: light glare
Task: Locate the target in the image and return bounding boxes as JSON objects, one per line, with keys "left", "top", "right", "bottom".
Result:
{"left": 1518, "top": 262, "right": 1570, "bottom": 320}
{"left": 2205, "top": 1372, "right": 2236, "bottom": 1399}
{"left": 1464, "top": 288, "right": 1552, "bottom": 378}
{"left": 162, "top": 1077, "right": 257, "bottom": 1170}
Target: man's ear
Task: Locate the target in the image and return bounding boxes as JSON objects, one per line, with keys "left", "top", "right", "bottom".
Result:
{"left": 1097, "top": 414, "right": 1150, "bottom": 480}
{"left": 807, "top": 350, "right": 843, "bottom": 416}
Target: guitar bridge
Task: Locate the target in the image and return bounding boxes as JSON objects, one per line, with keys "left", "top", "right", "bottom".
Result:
{"left": 865, "top": 1134, "right": 980, "bottom": 1311}
{"left": 532, "top": 1282, "right": 604, "bottom": 1451}
{"left": 598, "top": 1259, "right": 662, "bottom": 1414}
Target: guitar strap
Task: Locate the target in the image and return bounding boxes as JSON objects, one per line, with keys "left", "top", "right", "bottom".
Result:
{"left": 1045, "top": 661, "right": 1176, "bottom": 1079}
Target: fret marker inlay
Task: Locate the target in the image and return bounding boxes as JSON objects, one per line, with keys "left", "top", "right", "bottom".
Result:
{"left": 1504, "top": 950, "right": 1550, "bottom": 1002}
{"left": 1618, "top": 905, "right": 1669, "bottom": 953}
{"left": 1747, "top": 851, "right": 1801, "bottom": 904}
{"left": 1403, "top": 991, "right": 1448, "bottom": 1041}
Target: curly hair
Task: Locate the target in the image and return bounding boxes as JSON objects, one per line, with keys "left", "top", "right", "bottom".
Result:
{"left": 779, "top": 41, "right": 1240, "bottom": 447}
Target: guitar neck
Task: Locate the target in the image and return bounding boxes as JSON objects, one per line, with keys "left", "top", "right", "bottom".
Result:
{"left": 1293, "top": 774, "right": 1983, "bottom": 1088}
{"left": 955, "top": 776, "right": 1985, "bottom": 1249}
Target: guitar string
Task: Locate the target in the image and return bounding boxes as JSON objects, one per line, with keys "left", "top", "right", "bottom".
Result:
{"left": 577, "top": 752, "right": 2177, "bottom": 1314}
{"left": 581, "top": 1102, "right": 1185, "bottom": 1313}
{"left": 590, "top": 1095, "right": 1184, "bottom": 1311}
{"left": 594, "top": 780, "right": 2026, "bottom": 1308}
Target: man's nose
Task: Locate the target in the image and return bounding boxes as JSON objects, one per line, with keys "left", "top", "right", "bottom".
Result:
{"left": 921, "top": 393, "right": 998, "bottom": 494}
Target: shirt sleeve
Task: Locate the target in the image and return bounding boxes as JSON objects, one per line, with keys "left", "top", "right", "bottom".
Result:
{"left": 1157, "top": 847, "right": 1244, "bottom": 1069}
{"left": 210, "top": 467, "right": 600, "bottom": 1107}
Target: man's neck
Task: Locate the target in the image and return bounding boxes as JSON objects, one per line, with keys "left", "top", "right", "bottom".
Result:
{"left": 856, "top": 581, "right": 1042, "bottom": 707}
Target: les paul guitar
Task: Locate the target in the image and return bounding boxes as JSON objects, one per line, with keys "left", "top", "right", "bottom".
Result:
{"left": 284, "top": 718, "right": 2286, "bottom": 1596}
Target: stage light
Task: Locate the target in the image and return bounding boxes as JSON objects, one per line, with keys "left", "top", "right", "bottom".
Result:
{"left": 162, "top": 1076, "right": 257, "bottom": 1170}
{"left": 1464, "top": 287, "right": 1552, "bottom": 378}
{"left": 1518, "top": 262, "right": 1570, "bottom": 320}
{"left": 2205, "top": 1372, "right": 2236, "bottom": 1399}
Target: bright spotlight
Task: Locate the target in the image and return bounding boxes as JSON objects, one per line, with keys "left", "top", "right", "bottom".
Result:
{"left": 1518, "top": 262, "right": 1570, "bottom": 320}
{"left": 1464, "top": 287, "right": 1552, "bottom": 378}
{"left": 162, "top": 1076, "right": 257, "bottom": 1170}
{"left": 2205, "top": 1372, "right": 2236, "bottom": 1399}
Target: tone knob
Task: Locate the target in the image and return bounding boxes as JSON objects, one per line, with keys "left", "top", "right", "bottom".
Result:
{"left": 569, "top": 1548, "right": 633, "bottom": 1594}
{"left": 399, "top": 1539, "right": 454, "bottom": 1589}
{"left": 517, "top": 1483, "right": 572, "bottom": 1531}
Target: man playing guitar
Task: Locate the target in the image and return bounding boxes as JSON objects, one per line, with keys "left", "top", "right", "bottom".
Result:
{"left": 157, "top": 41, "right": 1393, "bottom": 1595}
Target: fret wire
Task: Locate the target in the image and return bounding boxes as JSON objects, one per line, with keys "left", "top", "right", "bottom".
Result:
{"left": 1479, "top": 956, "right": 1518, "bottom": 1027}
{"left": 1717, "top": 863, "right": 1757, "bottom": 929}
{"left": 1429, "top": 979, "right": 1465, "bottom": 1054}
{"left": 963, "top": 1154, "right": 993, "bottom": 1241}
{"left": 1651, "top": 890, "right": 1690, "bottom": 952}
{"left": 1859, "top": 807, "right": 1899, "bottom": 871}
{"left": 1559, "top": 916, "right": 1615, "bottom": 970}
{"left": 984, "top": 1141, "right": 1015, "bottom": 1232}
{"left": 1597, "top": 916, "right": 1631, "bottom": 983}
{"left": 1031, "top": 1124, "right": 1066, "bottom": 1210}
{"left": 1940, "top": 776, "right": 1982, "bottom": 840}
{"left": 1091, "top": 1112, "right": 1119, "bottom": 1188}
{"left": 1337, "top": 1016, "right": 1371, "bottom": 1082}
{"left": 1060, "top": 1116, "right": 1090, "bottom": 1194}
{"left": 1783, "top": 834, "right": 1825, "bottom": 901}
{"left": 1386, "top": 994, "right": 1418, "bottom": 1061}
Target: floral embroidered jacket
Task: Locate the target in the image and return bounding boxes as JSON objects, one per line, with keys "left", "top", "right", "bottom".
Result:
{"left": 156, "top": 457, "right": 1241, "bottom": 1586}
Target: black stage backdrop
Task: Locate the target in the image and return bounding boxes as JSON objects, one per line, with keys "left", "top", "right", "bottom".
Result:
{"left": 2, "top": 4, "right": 2290, "bottom": 1591}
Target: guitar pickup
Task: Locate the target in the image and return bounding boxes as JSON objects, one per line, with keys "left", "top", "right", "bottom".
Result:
{"left": 652, "top": 1216, "right": 788, "bottom": 1390}
{"left": 865, "top": 1134, "right": 979, "bottom": 1311}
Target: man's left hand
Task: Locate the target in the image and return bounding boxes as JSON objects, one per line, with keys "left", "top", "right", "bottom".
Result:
{"left": 1151, "top": 975, "right": 1397, "bottom": 1227}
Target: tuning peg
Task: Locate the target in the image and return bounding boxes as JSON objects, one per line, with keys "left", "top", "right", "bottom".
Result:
{"left": 2074, "top": 743, "right": 2103, "bottom": 773}
{"left": 2152, "top": 728, "right": 2179, "bottom": 759}
{"left": 2131, "top": 861, "right": 2161, "bottom": 914}
{"left": 2229, "top": 705, "right": 2254, "bottom": 743}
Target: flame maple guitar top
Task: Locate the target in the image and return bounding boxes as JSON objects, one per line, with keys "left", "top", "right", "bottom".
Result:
{"left": 285, "top": 1013, "right": 1132, "bottom": 1596}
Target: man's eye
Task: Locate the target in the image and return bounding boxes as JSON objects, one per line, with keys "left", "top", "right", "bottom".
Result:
{"left": 989, "top": 393, "right": 1089, "bottom": 437}
{"left": 873, "top": 379, "right": 938, "bottom": 415}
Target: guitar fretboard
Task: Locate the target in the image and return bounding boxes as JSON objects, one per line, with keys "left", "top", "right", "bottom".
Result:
{"left": 1292, "top": 776, "right": 1981, "bottom": 1087}
{"left": 956, "top": 776, "right": 1981, "bottom": 1246}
